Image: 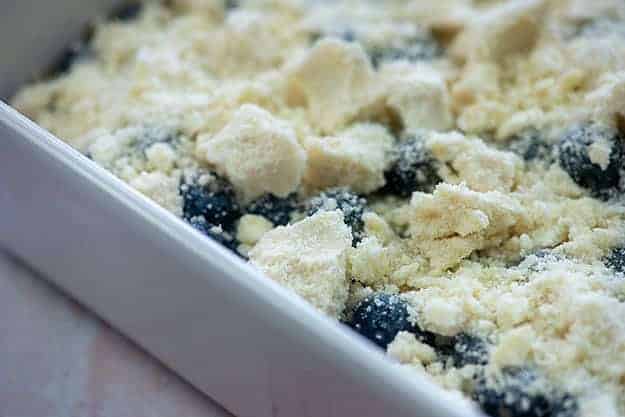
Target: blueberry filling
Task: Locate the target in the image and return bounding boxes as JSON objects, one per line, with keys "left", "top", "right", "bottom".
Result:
{"left": 246, "top": 193, "right": 298, "bottom": 226}
{"left": 49, "top": 41, "right": 93, "bottom": 76}
{"left": 473, "top": 367, "right": 578, "bottom": 417}
{"left": 603, "top": 246, "right": 625, "bottom": 274}
{"left": 181, "top": 174, "right": 241, "bottom": 231}
{"left": 383, "top": 134, "right": 442, "bottom": 197}
{"left": 108, "top": 2, "right": 143, "bottom": 21}
{"left": 435, "top": 333, "right": 489, "bottom": 367}
{"left": 508, "top": 130, "right": 555, "bottom": 163}
{"left": 347, "top": 293, "right": 431, "bottom": 348}
{"left": 557, "top": 123, "right": 624, "bottom": 199}
{"left": 224, "top": 0, "right": 239, "bottom": 10}
{"left": 307, "top": 188, "right": 368, "bottom": 245}
{"left": 189, "top": 218, "right": 243, "bottom": 257}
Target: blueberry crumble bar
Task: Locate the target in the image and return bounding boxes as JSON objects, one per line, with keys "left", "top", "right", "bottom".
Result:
{"left": 12, "top": 1, "right": 625, "bottom": 416}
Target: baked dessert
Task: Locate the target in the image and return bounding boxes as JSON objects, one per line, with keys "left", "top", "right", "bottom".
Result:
{"left": 12, "top": 1, "right": 625, "bottom": 416}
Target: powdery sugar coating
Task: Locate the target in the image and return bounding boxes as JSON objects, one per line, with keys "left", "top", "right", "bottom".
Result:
{"left": 12, "top": 1, "right": 625, "bottom": 415}
{"left": 249, "top": 210, "right": 352, "bottom": 317}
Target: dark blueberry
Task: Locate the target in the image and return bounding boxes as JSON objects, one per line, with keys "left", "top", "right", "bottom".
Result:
{"left": 339, "top": 30, "right": 357, "bottom": 43}
{"left": 188, "top": 218, "right": 243, "bottom": 257}
{"left": 181, "top": 174, "right": 241, "bottom": 231}
{"left": 246, "top": 193, "right": 297, "bottom": 226}
{"left": 383, "top": 134, "right": 442, "bottom": 198}
{"left": 48, "top": 41, "right": 93, "bottom": 75}
{"left": 368, "top": 34, "right": 442, "bottom": 68}
{"left": 436, "top": 333, "right": 489, "bottom": 367}
{"left": 309, "top": 32, "right": 323, "bottom": 44}
{"left": 473, "top": 368, "right": 578, "bottom": 417}
{"left": 224, "top": 0, "right": 239, "bottom": 10}
{"left": 508, "top": 130, "right": 555, "bottom": 163}
{"left": 452, "top": 334, "right": 489, "bottom": 367}
{"left": 348, "top": 293, "right": 420, "bottom": 348}
{"left": 557, "top": 123, "right": 625, "bottom": 199}
{"left": 109, "top": 2, "right": 143, "bottom": 21}
{"left": 604, "top": 246, "right": 625, "bottom": 274}
{"left": 307, "top": 188, "right": 368, "bottom": 245}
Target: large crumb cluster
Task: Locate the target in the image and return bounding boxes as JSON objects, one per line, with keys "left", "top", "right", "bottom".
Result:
{"left": 12, "top": 0, "right": 625, "bottom": 416}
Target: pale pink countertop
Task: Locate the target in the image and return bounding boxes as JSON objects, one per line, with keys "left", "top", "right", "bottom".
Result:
{"left": 0, "top": 250, "right": 233, "bottom": 417}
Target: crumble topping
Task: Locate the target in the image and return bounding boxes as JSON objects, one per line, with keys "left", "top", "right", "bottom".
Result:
{"left": 196, "top": 104, "right": 307, "bottom": 201}
{"left": 249, "top": 210, "right": 352, "bottom": 317}
{"left": 12, "top": 1, "right": 625, "bottom": 415}
{"left": 302, "top": 123, "right": 394, "bottom": 193}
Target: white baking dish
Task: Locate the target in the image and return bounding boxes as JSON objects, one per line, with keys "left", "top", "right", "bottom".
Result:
{"left": 0, "top": 2, "right": 481, "bottom": 417}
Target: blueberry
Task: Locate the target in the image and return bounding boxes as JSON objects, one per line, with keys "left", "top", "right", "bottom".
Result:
{"left": 109, "top": 2, "right": 143, "bottom": 21}
{"left": 452, "top": 334, "right": 489, "bottom": 367}
{"left": 436, "top": 333, "right": 489, "bottom": 367}
{"left": 49, "top": 41, "right": 92, "bottom": 76}
{"left": 340, "top": 30, "right": 357, "bottom": 43}
{"left": 473, "top": 368, "right": 578, "bottom": 417}
{"left": 508, "top": 130, "right": 555, "bottom": 163}
{"left": 188, "top": 218, "right": 243, "bottom": 257}
{"left": 604, "top": 246, "right": 625, "bottom": 274}
{"left": 557, "top": 123, "right": 625, "bottom": 199}
{"left": 307, "top": 188, "right": 368, "bottom": 245}
{"left": 348, "top": 293, "right": 418, "bottom": 348}
{"left": 368, "top": 34, "right": 442, "bottom": 68}
{"left": 181, "top": 174, "right": 241, "bottom": 231}
{"left": 246, "top": 193, "right": 297, "bottom": 226}
{"left": 383, "top": 134, "right": 442, "bottom": 198}
{"left": 224, "top": 0, "right": 239, "bottom": 10}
